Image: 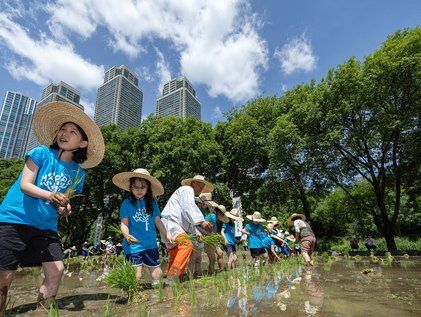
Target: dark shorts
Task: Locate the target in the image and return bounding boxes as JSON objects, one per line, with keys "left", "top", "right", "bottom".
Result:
{"left": 223, "top": 244, "right": 236, "bottom": 254}
{"left": 0, "top": 223, "right": 63, "bottom": 270}
{"left": 125, "top": 248, "right": 160, "bottom": 267}
{"left": 250, "top": 247, "right": 266, "bottom": 258}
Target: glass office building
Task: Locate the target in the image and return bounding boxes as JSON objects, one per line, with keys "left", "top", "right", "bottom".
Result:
{"left": 156, "top": 76, "right": 201, "bottom": 120}
{"left": 25, "top": 82, "right": 84, "bottom": 153}
{"left": 0, "top": 91, "right": 37, "bottom": 158}
{"left": 94, "top": 65, "right": 143, "bottom": 129}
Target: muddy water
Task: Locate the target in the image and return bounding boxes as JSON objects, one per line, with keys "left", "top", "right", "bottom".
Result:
{"left": 6, "top": 256, "right": 421, "bottom": 316}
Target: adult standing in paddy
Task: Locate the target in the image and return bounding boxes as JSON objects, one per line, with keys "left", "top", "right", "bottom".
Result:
{"left": 288, "top": 213, "right": 316, "bottom": 266}
{"left": 160, "top": 175, "right": 213, "bottom": 279}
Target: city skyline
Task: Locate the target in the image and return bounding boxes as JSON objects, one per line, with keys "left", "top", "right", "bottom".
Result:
{"left": 0, "top": 1, "right": 419, "bottom": 125}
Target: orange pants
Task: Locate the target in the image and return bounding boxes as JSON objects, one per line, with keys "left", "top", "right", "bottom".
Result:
{"left": 168, "top": 233, "right": 193, "bottom": 277}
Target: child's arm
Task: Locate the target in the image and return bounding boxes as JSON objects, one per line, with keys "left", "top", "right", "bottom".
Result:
{"left": 241, "top": 229, "right": 250, "bottom": 235}
{"left": 20, "top": 158, "right": 69, "bottom": 206}
{"left": 155, "top": 217, "right": 174, "bottom": 244}
{"left": 221, "top": 227, "right": 228, "bottom": 244}
{"left": 120, "top": 218, "right": 139, "bottom": 244}
{"left": 271, "top": 245, "right": 280, "bottom": 260}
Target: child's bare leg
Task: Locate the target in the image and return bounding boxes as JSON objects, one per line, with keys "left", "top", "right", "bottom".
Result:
{"left": 135, "top": 265, "right": 143, "bottom": 282}
{"left": 149, "top": 266, "right": 162, "bottom": 281}
{"left": 216, "top": 247, "right": 224, "bottom": 270}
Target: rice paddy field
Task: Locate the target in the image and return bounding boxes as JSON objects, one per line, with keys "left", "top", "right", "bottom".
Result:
{"left": 4, "top": 252, "right": 421, "bottom": 316}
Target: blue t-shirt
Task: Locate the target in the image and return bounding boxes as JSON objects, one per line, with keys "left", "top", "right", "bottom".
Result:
{"left": 0, "top": 146, "right": 85, "bottom": 232}
{"left": 119, "top": 197, "right": 160, "bottom": 254}
{"left": 222, "top": 222, "right": 236, "bottom": 245}
{"left": 244, "top": 222, "right": 264, "bottom": 248}
{"left": 205, "top": 212, "right": 218, "bottom": 233}
{"left": 262, "top": 236, "right": 274, "bottom": 249}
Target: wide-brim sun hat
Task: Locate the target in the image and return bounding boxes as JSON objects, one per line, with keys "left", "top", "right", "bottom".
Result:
{"left": 181, "top": 175, "right": 214, "bottom": 193}
{"left": 215, "top": 205, "right": 229, "bottom": 223}
{"left": 225, "top": 208, "right": 243, "bottom": 221}
{"left": 70, "top": 246, "right": 77, "bottom": 251}
{"left": 198, "top": 192, "right": 218, "bottom": 208}
{"left": 287, "top": 213, "right": 306, "bottom": 226}
{"left": 112, "top": 168, "right": 164, "bottom": 197}
{"left": 246, "top": 211, "right": 266, "bottom": 223}
{"left": 32, "top": 101, "right": 104, "bottom": 169}
{"left": 268, "top": 216, "right": 279, "bottom": 225}
{"left": 266, "top": 223, "right": 274, "bottom": 231}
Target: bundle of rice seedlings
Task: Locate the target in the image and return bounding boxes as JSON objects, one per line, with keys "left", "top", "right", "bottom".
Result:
{"left": 104, "top": 260, "right": 140, "bottom": 301}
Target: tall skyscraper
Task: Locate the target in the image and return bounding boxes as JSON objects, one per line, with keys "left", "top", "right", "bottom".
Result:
{"left": 25, "top": 81, "right": 84, "bottom": 153}
{"left": 0, "top": 91, "right": 37, "bottom": 158}
{"left": 94, "top": 65, "right": 143, "bottom": 129}
{"left": 156, "top": 76, "right": 201, "bottom": 120}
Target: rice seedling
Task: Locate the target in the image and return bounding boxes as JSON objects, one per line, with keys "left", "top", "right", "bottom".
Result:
{"left": 1, "top": 295, "right": 15, "bottom": 316}
{"left": 188, "top": 273, "right": 196, "bottom": 304}
{"left": 108, "top": 223, "right": 123, "bottom": 236}
{"left": 104, "top": 260, "right": 140, "bottom": 301}
{"left": 45, "top": 302, "right": 60, "bottom": 317}
{"left": 103, "top": 297, "right": 113, "bottom": 317}
{"left": 321, "top": 252, "right": 330, "bottom": 262}
{"left": 156, "top": 278, "right": 165, "bottom": 302}
{"left": 354, "top": 254, "right": 362, "bottom": 262}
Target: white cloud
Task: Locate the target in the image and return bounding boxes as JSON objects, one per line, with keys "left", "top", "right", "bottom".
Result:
{"left": 0, "top": 12, "right": 104, "bottom": 91}
{"left": 136, "top": 66, "right": 154, "bottom": 83}
{"left": 211, "top": 106, "right": 224, "bottom": 120}
{"left": 80, "top": 98, "right": 95, "bottom": 118}
{"left": 281, "top": 83, "right": 288, "bottom": 92}
{"left": 275, "top": 34, "right": 317, "bottom": 75}
{"left": 155, "top": 49, "right": 171, "bottom": 94}
{"left": 45, "top": 0, "right": 268, "bottom": 102}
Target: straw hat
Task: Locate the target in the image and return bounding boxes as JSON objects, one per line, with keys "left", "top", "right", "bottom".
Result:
{"left": 266, "top": 223, "right": 275, "bottom": 231}
{"left": 270, "top": 232, "right": 285, "bottom": 242}
{"left": 107, "top": 236, "right": 113, "bottom": 240}
{"left": 181, "top": 175, "right": 214, "bottom": 193}
{"left": 83, "top": 241, "right": 88, "bottom": 245}
{"left": 32, "top": 101, "right": 104, "bottom": 169}
{"left": 225, "top": 208, "right": 243, "bottom": 221}
{"left": 198, "top": 192, "right": 218, "bottom": 208}
{"left": 70, "top": 246, "right": 77, "bottom": 251}
{"left": 112, "top": 168, "right": 164, "bottom": 197}
{"left": 287, "top": 213, "right": 306, "bottom": 226}
{"left": 268, "top": 216, "right": 279, "bottom": 225}
{"left": 246, "top": 211, "right": 266, "bottom": 223}
{"left": 215, "top": 205, "right": 229, "bottom": 223}
{"left": 100, "top": 240, "right": 106, "bottom": 244}
{"left": 116, "top": 243, "right": 122, "bottom": 247}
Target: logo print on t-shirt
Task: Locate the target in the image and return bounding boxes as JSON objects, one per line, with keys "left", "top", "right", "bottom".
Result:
{"left": 41, "top": 172, "right": 71, "bottom": 193}
{"left": 133, "top": 207, "right": 150, "bottom": 231}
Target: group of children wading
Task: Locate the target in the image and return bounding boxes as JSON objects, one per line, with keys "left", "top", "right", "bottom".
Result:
{"left": 0, "top": 101, "right": 316, "bottom": 313}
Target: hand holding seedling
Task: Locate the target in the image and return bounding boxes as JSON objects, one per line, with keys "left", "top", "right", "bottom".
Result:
{"left": 57, "top": 204, "right": 72, "bottom": 216}
{"left": 124, "top": 233, "right": 139, "bottom": 244}
{"left": 49, "top": 192, "right": 70, "bottom": 207}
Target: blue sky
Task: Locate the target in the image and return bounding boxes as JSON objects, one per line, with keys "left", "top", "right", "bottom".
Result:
{"left": 0, "top": 0, "right": 419, "bottom": 124}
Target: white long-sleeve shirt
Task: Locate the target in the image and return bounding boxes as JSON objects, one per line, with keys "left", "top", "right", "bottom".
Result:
{"left": 161, "top": 186, "right": 205, "bottom": 243}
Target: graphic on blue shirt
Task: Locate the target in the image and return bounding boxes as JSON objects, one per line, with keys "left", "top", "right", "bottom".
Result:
{"left": 244, "top": 222, "right": 264, "bottom": 248}
{"left": 205, "top": 212, "right": 217, "bottom": 232}
{"left": 223, "top": 222, "right": 236, "bottom": 245}
{"left": 262, "top": 236, "right": 274, "bottom": 249}
{"left": 120, "top": 197, "right": 160, "bottom": 254}
{"left": 0, "top": 146, "right": 85, "bottom": 232}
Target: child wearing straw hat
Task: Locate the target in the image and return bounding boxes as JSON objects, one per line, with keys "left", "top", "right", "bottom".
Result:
{"left": 204, "top": 201, "right": 229, "bottom": 274}
{"left": 0, "top": 101, "right": 104, "bottom": 310}
{"left": 160, "top": 175, "right": 213, "bottom": 279}
{"left": 242, "top": 212, "right": 268, "bottom": 268}
{"left": 113, "top": 168, "right": 170, "bottom": 286}
{"left": 222, "top": 209, "right": 243, "bottom": 270}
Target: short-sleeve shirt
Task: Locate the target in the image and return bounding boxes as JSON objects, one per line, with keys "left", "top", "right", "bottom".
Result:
{"left": 0, "top": 145, "right": 85, "bottom": 232}
{"left": 120, "top": 197, "right": 160, "bottom": 254}
{"left": 205, "top": 212, "right": 218, "bottom": 233}
{"left": 222, "top": 222, "right": 236, "bottom": 245}
{"left": 244, "top": 222, "right": 264, "bottom": 248}
{"left": 262, "top": 236, "right": 274, "bottom": 249}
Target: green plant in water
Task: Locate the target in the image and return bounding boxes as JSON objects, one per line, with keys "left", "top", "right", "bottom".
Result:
{"left": 188, "top": 273, "right": 196, "bottom": 304}
{"left": 45, "top": 302, "right": 60, "bottom": 317}
{"left": 156, "top": 278, "right": 165, "bottom": 302}
{"left": 321, "top": 251, "right": 330, "bottom": 261}
{"left": 103, "top": 297, "right": 113, "bottom": 317}
{"left": 104, "top": 260, "right": 140, "bottom": 301}
{"left": 354, "top": 255, "right": 362, "bottom": 262}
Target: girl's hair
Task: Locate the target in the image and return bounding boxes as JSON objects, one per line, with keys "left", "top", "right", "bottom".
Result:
{"left": 228, "top": 218, "right": 235, "bottom": 225}
{"left": 50, "top": 122, "right": 88, "bottom": 164}
{"left": 128, "top": 177, "right": 153, "bottom": 214}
